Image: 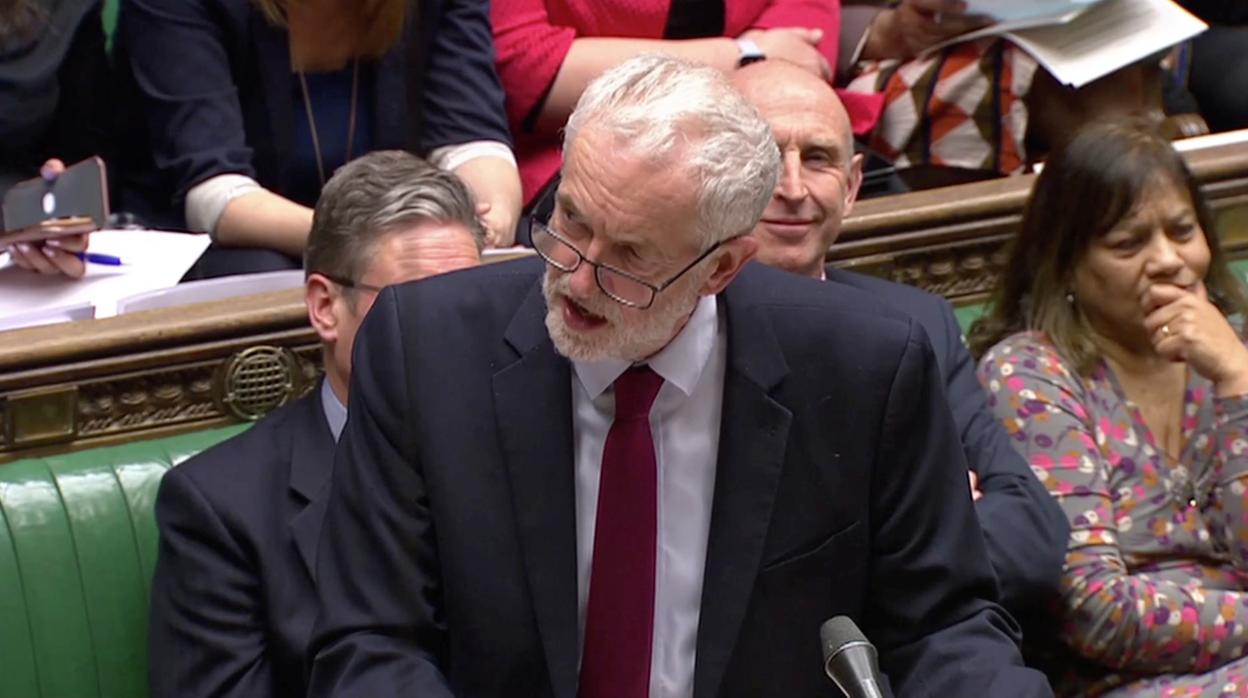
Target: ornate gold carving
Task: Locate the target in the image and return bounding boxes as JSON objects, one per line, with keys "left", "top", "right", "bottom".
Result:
{"left": 833, "top": 240, "right": 1010, "bottom": 301}
{"left": 890, "top": 243, "right": 1008, "bottom": 300}
{"left": 0, "top": 344, "right": 322, "bottom": 457}
{"left": 4, "top": 387, "right": 78, "bottom": 448}
{"left": 292, "top": 345, "right": 323, "bottom": 399}
{"left": 77, "top": 366, "right": 220, "bottom": 436}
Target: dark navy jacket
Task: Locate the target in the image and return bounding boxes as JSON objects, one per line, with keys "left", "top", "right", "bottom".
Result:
{"left": 112, "top": 0, "right": 510, "bottom": 227}
{"left": 827, "top": 266, "right": 1068, "bottom": 614}
{"left": 307, "top": 258, "right": 1054, "bottom": 697}
{"left": 149, "top": 391, "right": 334, "bottom": 698}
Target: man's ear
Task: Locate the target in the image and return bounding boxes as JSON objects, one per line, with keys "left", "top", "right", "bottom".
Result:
{"left": 843, "top": 152, "right": 865, "bottom": 217}
{"left": 305, "top": 273, "right": 341, "bottom": 345}
{"left": 699, "top": 234, "right": 759, "bottom": 296}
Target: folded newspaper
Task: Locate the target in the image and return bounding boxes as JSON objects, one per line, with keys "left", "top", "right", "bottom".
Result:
{"left": 924, "top": 0, "right": 1207, "bottom": 88}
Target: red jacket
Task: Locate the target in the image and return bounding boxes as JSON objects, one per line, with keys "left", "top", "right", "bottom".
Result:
{"left": 493, "top": 0, "right": 881, "bottom": 205}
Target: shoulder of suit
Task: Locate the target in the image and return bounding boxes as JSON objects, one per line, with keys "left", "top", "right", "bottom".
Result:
{"left": 736, "top": 263, "right": 910, "bottom": 321}
{"left": 824, "top": 266, "right": 959, "bottom": 340}
{"left": 825, "top": 266, "right": 949, "bottom": 312}
{"left": 170, "top": 396, "right": 313, "bottom": 489}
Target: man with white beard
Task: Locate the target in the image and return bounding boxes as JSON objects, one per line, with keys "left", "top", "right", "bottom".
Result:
{"left": 308, "top": 54, "right": 1053, "bottom": 698}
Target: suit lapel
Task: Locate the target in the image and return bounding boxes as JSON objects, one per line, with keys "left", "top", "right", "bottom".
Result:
{"left": 288, "top": 388, "right": 337, "bottom": 580}
{"left": 492, "top": 282, "right": 580, "bottom": 698}
{"left": 693, "top": 281, "right": 792, "bottom": 698}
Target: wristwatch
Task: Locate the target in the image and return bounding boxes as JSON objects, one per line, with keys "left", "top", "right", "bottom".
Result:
{"left": 735, "top": 38, "right": 766, "bottom": 67}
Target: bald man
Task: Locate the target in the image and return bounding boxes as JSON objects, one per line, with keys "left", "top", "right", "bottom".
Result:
{"left": 734, "top": 61, "right": 1069, "bottom": 619}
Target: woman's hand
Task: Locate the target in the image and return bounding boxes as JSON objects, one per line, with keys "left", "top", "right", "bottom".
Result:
{"left": 479, "top": 201, "right": 517, "bottom": 249}
{"left": 739, "top": 28, "right": 831, "bottom": 80}
{"left": 453, "top": 156, "right": 522, "bottom": 249}
{"left": 862, "top": 0, "right": 990, "bottom": 62}
{"left": 1143, "top": 283, "right": 1248, "bottom": 396}
{"left": 474, "top": 200, "right": 509, "bottom": 248}
{"left": 6, "top": 159, "right": 90, "bottom": 279}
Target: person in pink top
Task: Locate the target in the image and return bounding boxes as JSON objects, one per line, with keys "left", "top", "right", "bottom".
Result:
{"left": 972, "top": 121, "right": 1248, "bottom": 696}
{"left": 492, "top": 0, "right": 889, "bottom": 209}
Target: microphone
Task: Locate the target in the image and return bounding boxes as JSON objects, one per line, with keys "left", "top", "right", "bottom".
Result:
{"left": 820, "top": 616, "right": 886, "bottom": 698}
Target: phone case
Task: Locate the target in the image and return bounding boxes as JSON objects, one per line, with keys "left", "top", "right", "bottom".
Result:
{"left": 1, "top": 156, "right": 109, "bottom": 244}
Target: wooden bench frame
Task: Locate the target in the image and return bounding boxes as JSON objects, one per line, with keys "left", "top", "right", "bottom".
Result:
{"left": 830, "top": 141, "right": 1248, "bottom": 306}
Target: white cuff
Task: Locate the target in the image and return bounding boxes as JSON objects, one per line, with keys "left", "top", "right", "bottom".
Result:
{"left": 185, "top": 174, "right": 263, "bottom": 237}
{"left": 429, "top": 140, "right": 517, "bottom": 173}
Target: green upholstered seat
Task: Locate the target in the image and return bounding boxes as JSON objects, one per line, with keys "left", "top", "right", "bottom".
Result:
{"left": 954, "top": 303, "right": 986, "bottom": 336}
{"left": 102, "top": 0, "right": 118, "bottom": 52}
{"left": 0, "top": 425, "right": 247, "bottom": 698}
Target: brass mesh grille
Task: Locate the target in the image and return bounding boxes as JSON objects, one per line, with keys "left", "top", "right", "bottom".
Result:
{"left": 219, "top": 346, "right": 298, "bottom": 421}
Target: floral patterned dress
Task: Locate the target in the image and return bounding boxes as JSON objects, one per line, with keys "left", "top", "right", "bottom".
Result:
{"left": 978, "top": 331, "right": 1248, "bottom": 697}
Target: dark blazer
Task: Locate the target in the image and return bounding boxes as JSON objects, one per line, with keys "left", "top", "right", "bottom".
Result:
{"left": 308, "top": 258, "right": 1054, "bottom": 698}
{"left": 0, "top": 0, "right": 110, "bottom": 203}
{"left": 148, "top": 389, "right": 334, "bottom": 698}
{"left": 826, "top": 267, "right": 1069, "bottom": 613}
{"left": 112, "top": 0, "right": 510, "bottom": 227}
{"left": 1179, "top": 0, "right": 1248, "bottom": 23}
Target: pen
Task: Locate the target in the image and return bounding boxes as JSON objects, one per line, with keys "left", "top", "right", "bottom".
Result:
{"left": 72, "top": 251, "right": 124, "bottom": 266}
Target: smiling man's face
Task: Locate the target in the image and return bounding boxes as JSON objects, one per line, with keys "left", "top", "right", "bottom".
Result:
{"left": 735, "top": 63, "right": 863, "bottom": 279}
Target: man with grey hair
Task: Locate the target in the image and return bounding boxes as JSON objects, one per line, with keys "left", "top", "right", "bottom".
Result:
{"left": 309, "top": 56, "right": 1053, "bottom": 698}
{"left": 148, "top": 150, "right": 483, "bottom": 698}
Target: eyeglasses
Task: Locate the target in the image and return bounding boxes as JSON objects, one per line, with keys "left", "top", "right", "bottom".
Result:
{"left": 530, "top": 218, "right": 737, "bottom": 309}
{"left": 317, "top": 272, "right": 386, "bottom": 294}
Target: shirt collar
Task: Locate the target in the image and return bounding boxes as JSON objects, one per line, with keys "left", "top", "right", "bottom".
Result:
{"left": 571, "top": 294, "right": 719, "bottom": 400}
{"left": 320, "top": 378, "right": 348, "bottom": 442}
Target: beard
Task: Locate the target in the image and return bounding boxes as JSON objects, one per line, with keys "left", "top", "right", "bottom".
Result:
{"left": 541, "top": 267, "right": 704, "bottom": 362}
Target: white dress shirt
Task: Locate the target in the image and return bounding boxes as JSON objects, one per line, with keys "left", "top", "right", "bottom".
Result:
{"left": 570, "top": 294, "right": 726, "bottom": 698}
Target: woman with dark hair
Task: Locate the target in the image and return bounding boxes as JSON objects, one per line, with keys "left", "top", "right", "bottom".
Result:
{"left": 113, "top": 0, "right": 520, "bottom": 278}
{"left": 971, "top": 121, "right": 1248, "bottom": 696}
{"left": 0, "top": 0, "right": 107, "bottom": 277}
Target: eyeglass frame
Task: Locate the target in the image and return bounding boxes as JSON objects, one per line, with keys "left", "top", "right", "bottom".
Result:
{"left": 529, "top": 216, "right": 741, "bottom": 310}
{"left": 314, "top": 271, "right": 387, "bottom": 295}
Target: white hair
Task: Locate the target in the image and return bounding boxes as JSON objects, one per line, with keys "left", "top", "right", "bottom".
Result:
{"left": 563, "top": 54, "right": 781, "bottom": 244}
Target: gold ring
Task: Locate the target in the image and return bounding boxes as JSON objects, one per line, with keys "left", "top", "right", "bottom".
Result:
{"left": 1162, "top": 324, "right": 1172, "bottom": 337}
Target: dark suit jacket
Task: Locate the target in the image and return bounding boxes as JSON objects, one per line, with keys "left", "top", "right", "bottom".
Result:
{"left": 0, "top": 0, "right": 110, "bottom": 203}
{"left": 149, "top": 389, "right": 334, "bottom": 698}
{"left": 1179, "top": 0, "right": 1248, "bottom": 23}
{"left": 826, "top": 267, "right": 1069, "bottom": 613}
{"left": 308, "top": 258, "right": 1054, "bottom": 698}
{"left": 112, "top": 0, "right": 510, "bottom": 227}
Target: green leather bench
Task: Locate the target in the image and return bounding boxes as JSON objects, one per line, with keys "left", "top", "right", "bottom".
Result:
{"left": 0, "top": 425, "right": 247, "bottom": 698}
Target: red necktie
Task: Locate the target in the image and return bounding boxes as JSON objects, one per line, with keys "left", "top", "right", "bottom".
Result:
{"left": 578, "top": 365, "right": 665, "bottom": 698}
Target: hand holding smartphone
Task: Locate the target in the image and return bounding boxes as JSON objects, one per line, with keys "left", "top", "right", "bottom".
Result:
{"left": 2, "top": 156, "right": 108, "bottom": 244}
{"left": 2, "top": 158, "right": 106, "bottom": 278}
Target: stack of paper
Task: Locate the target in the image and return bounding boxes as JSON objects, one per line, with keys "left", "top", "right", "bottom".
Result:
{"left": 0, "top": 228, "right": 211, "bottom": 331}
{"left": 925, "top": 0, "right": 1207, "bottom": 88}
{"left": 962, "top": 0, "right": 1103, "bottom": 30}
